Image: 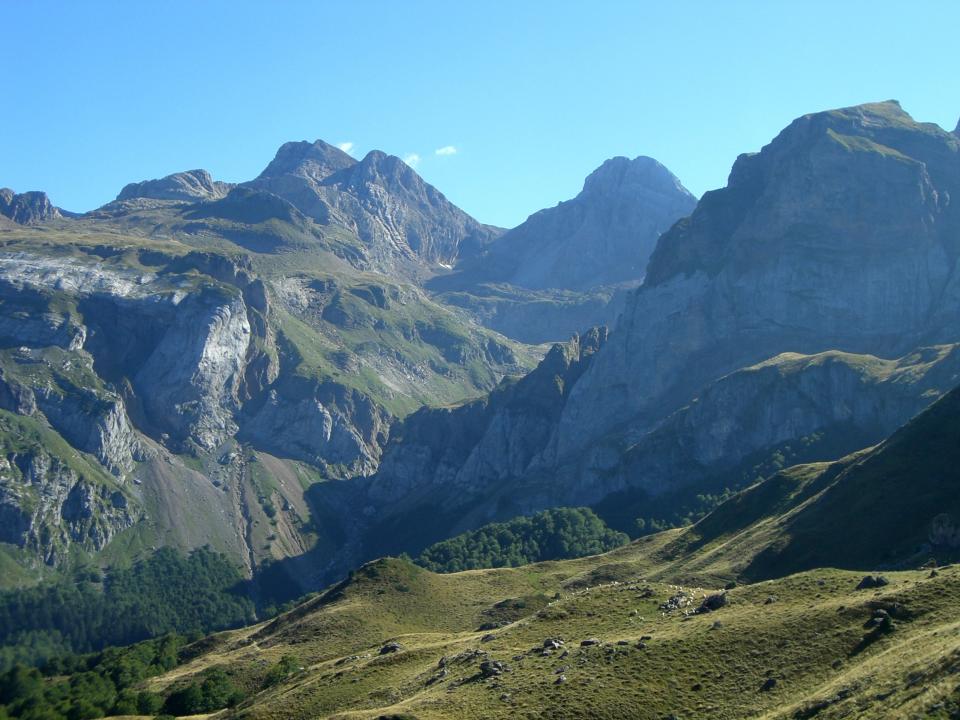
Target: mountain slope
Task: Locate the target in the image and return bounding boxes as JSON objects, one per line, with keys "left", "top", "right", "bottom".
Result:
{"left": 0, "top": 186, "right": 536, "bottom": 586}
{"left": 294, "top": 101, "right": 960, "bottom": 583}
{"left": 664, "top": 382, "right": 960, "bottom": 581}
{"left": 560, "top": 101, "right": 960, "bottom": 453}
{"left": 450, "top": 155, "right": 695, "bottom": 291}
{"left": 306, "top": 340, "right": 960, "bottom": 585}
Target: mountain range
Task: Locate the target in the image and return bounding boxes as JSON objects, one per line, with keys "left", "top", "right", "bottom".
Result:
{"left": 1, "top": 99, "right": 960, "bottom": 718}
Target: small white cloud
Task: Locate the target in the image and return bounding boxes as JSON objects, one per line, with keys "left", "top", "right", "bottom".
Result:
{"left": 434, "top": 145, "right": 458, "bottom": 156}
{"left": 403, "top": 153, "right": 421, "bottom": 168}
{"left": 337, "top": 142, "right": 354, "bottom": 154}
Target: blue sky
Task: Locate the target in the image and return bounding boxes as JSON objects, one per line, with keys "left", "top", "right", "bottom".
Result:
{"left": 2, "top": 1, "right": 958, "bottom": 227}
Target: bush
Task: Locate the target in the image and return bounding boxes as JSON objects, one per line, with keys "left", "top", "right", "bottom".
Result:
{"left": 163, "top": 668, "right": 244, "bottom": 715}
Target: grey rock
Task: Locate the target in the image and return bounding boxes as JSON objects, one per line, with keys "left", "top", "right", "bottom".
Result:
{"left": 697, "top": 593, "right": 727, "bottom": 613}
{"left": 454, "top": 156, "right": 696, "bottom": 292}
{"left": 241, "top": 380, "right": 390, "bottom": 478}
{"left": 479, "top": 660, "right": 505, "bottom": 677}
{"left": 0, "top": 446, "right": 136, "bottom": 565}
{"left": 856, "top": 575, "right": 889, "bottom": 590}
{"left": 117, "top": 169, "right": 233, "bottom": 202}
{"left": 0, "top": 189, "right": 62, "bottom": 224}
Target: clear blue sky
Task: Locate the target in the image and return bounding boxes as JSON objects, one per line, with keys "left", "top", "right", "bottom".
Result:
{"left": 3, "top": 1, "right": 958, "bottom": 227}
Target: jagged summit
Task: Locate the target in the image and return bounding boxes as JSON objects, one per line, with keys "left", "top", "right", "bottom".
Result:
{"left": 254, "top": 139, "right": 356, "bottom": 183}
{"left": 116, "top": 169, "right": 232, "bottom": 202}
{"left": 0, "top": 188, "right": 62, "bottom": 224}
{"left": 247, "top": 140, "right": 498, "bottom": 270}
{"left": 580, "top": 155, "right": 690, "bottom": 199}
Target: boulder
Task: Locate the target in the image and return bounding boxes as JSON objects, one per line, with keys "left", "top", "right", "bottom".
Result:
{"left": 856, "top": 575, "right": 890, "bottom": 590}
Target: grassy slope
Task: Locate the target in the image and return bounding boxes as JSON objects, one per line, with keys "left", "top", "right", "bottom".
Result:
{"left": 126, "top": 552, "right": 960, "bottom": 720}
{"left": 657, "top": 386, "right": 960, "bottom": 582}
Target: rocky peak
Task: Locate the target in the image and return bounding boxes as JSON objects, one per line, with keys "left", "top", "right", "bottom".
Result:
{"left": 645, "top": 100, "right": 960, "bottom": 287}
{"left": 255, "top": 139, "right": 356, "bottom": 183}
{"left": 580, "top": 155, "right": 692, "bottom": 201}
{"left": 249, "top": 140, "right": 498, "bottom": 270}
{"left": 443, "top": 155, "right": 695, "bottom": 292}
{"left": 0, "top": 189, "right": 62, "bottom": 224}
{"left": 954, "top": 116, "right": 960, "bottom": 137}
{"left": 117, "top": 169, "right": 232, "bottom": 202}
{"left": 336, "top": 150, "right": 444, "bottom": 206}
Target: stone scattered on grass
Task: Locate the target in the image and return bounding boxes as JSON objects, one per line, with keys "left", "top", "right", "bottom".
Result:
{"left": 697, "top": 593, "right": 727, "bottom": 613}
{"left": 480, "top": 660, "right": 505, "bottom": 678}
{"left": 856, "top": 575, "right": 889, "bottom": 590}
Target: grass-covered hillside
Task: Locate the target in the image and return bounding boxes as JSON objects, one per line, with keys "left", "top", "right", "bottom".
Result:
{"left": 15, "top": 552, "right": 954, "bottom": 720}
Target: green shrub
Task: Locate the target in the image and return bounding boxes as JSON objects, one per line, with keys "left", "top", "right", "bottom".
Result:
{"left": 416, "top": 508, "right": 628, "bottom": 572}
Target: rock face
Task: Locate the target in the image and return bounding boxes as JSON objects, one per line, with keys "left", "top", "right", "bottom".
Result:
{"left": 557, "top": 101, "right": 960, "bottom": 456}
{"left": 0, "top": 253, "right": 257, "bottom": 454}
{"left": 117, "top": 169, "right": 233, "bottom": 202}
{"left": 454, "top": 156, "right": 696, "bottom": 291}
{"left": 338, "top": 339, "right": 960, "bottom": 569}
{"left": 0, "top": 439, "right": 136, "bottom": 565}
{"left": 0, "top": 189, "right": 62, "bottom": 224}
{"left": 364, "top": 327, "right": 608, "bottom": 510}
{"left": 248, "top": 141, "right": 500, "bottom": 273}
{"left": 242, "top": 378, "right": 390, "bottom": 477}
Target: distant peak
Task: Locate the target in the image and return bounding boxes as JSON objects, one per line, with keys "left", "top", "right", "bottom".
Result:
{"left": 256, "top": 139, "right": 356, "bottom": 181}
{"left": 117, "top": 169, "right": 231, "bottom": 202}
{"left": 0, "top": 188, "right": 61, "bottom": 224}
{"left": 350, "top": 149, "right": 423, "bottom": 186}
{"left": 581, "top": 155, "right": 692, "bottom": 200}
{"left": 954, "top": 117, "right": 960, "bottom": 137}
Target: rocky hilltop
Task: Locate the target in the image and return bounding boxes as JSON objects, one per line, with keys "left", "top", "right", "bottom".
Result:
{"left": 117, "top": 169, "right": 233, "bottom": 202}
{"left": 248, "top": 140, "right": 501, "bottom": 274}
{"left": 0, "top": 189, "right": 62, "bottom": 225}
